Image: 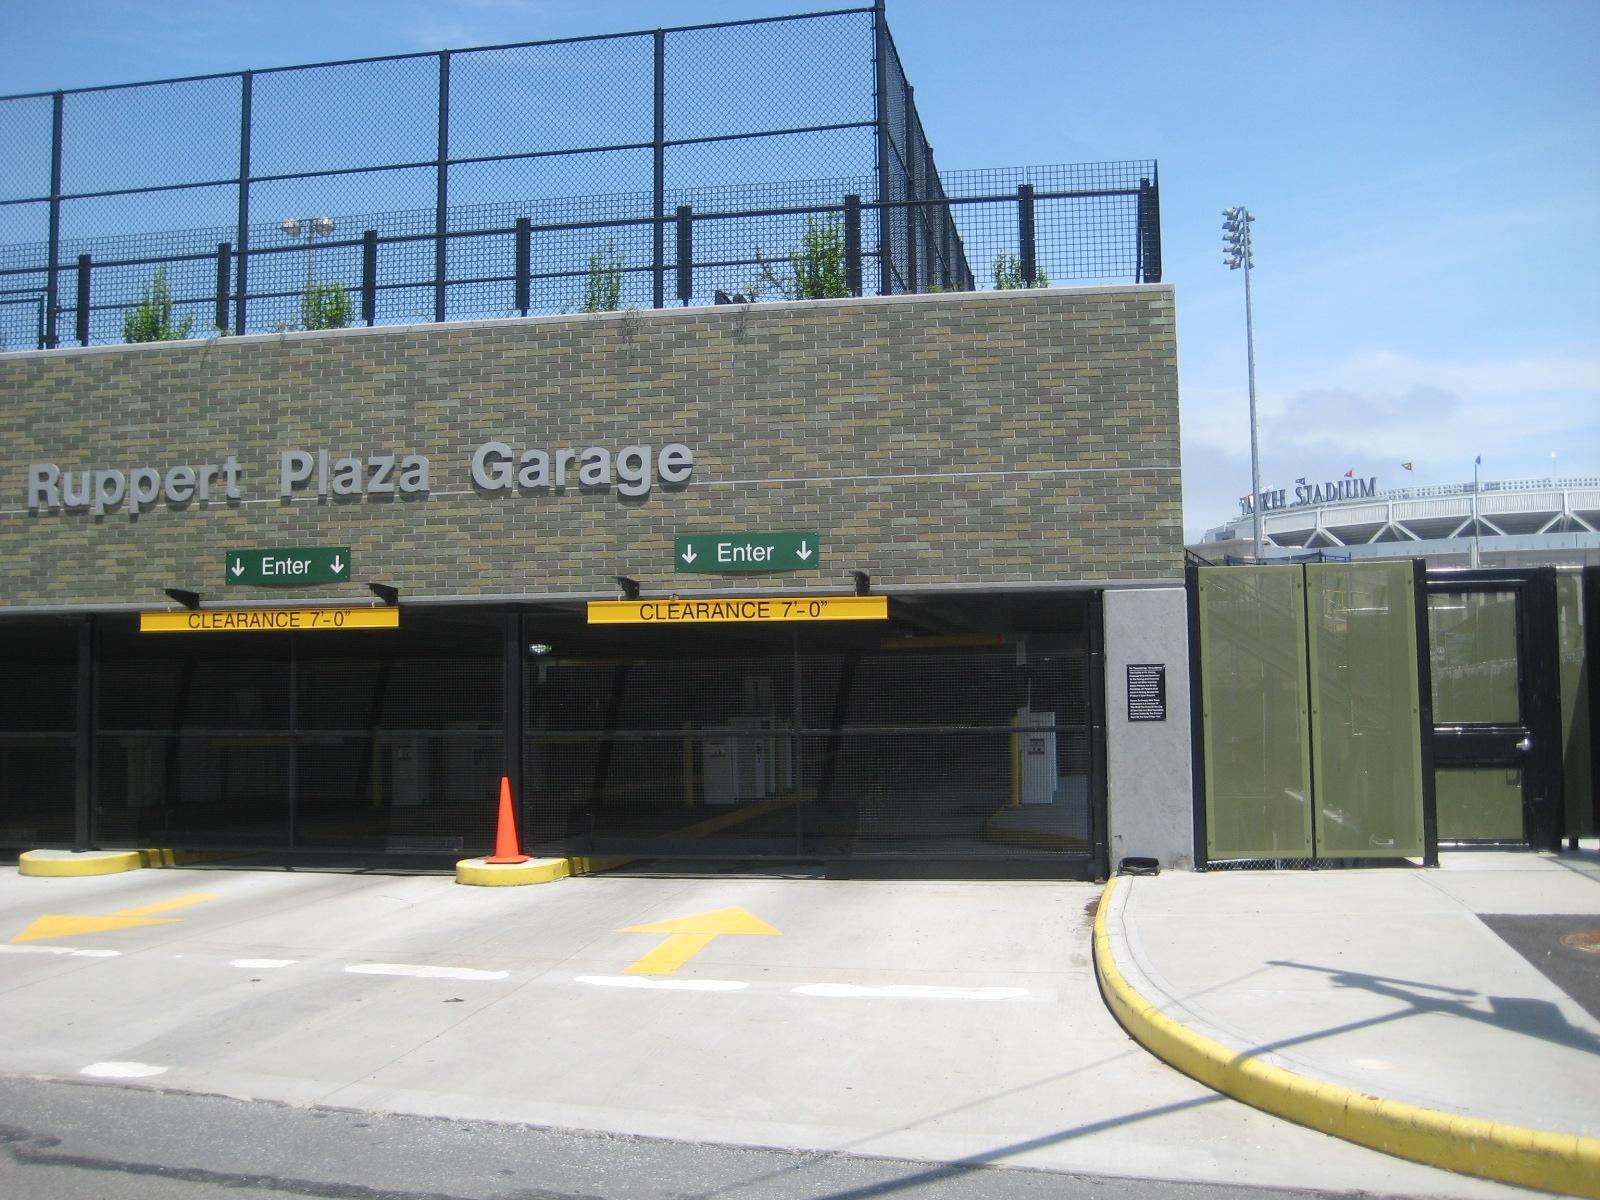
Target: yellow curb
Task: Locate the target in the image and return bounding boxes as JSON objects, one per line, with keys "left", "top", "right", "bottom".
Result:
{"left": 19, "top": 850, "right": 144, "bottom": 877}
{"left": 1093, "top": 877, "right": 1600, "bottom": 1199}
{"left": 18, "top": 848, "right": 236, "bottom": 877}
{"left": 453, "top": 855, "right": 632, "bottom": 887}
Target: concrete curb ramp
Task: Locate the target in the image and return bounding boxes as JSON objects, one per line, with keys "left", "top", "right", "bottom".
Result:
{"left": 1093, "top": 876, "right": 1600, "bottom": 1199}
{"left": 18, "top": 848, "right": 212, "bottom": 877}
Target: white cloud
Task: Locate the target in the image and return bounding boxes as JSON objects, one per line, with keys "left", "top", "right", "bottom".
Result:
{"left": 1181, "top": 349, "right": 1600, "bottom": 535}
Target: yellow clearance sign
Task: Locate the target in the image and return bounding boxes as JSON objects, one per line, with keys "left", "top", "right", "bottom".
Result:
{"left": 588, "top": 595, "right": 887, "bottom": 625}
{"left": 140, "top": 608, "right": 400, "bottom": 633}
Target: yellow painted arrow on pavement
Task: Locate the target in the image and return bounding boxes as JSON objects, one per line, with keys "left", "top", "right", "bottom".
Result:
{"left": 10, "top": 894, "right": 218, "bottom": 944}
{"left": 620, "top": 906, "right": 781, "bottom": 976}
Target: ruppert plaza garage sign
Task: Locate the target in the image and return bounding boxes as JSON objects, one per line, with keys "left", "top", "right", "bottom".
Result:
{"left": 22, "top": 439, "right": 695, "bottom": 515}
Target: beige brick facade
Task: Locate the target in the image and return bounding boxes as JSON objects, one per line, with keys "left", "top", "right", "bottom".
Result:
{"left": 0, "top": 285, "right": 1180, "bottom": 610}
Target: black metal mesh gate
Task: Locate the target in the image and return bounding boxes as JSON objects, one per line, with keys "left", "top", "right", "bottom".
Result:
{"left": 90, "top": 608, "right": 503, "bottom": 852}
{"left": 0, "top": 617, "right": 78, "bottom": 846}
{"left": 521, "top": 593, "right": 1097, "bottom": 867}
{"left": 1, "top": 595, "right": 1100, "bottom": 870}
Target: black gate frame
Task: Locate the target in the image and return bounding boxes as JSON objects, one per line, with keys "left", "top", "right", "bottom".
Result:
{"left": 1425, "top": 566, "right": 1565, "bottom": 852}
{"left": 1585, "top": 565, "right": 1600, "bottom": 845}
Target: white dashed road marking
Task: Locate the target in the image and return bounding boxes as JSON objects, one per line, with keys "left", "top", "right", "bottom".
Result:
{"left": 7, "top": 946, "right": 1034, "bottom": 1001}
{"left": 0, "top": 945, "right": 121, "bottom": 958}
{"left": 80, "top": 1061, "right": 167, "bottom": 1079}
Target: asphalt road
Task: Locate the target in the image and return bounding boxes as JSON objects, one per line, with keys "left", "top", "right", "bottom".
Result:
{"left": 1478, "top": 912, "right": 1600, "bottom": 1024}
{"left": 0, "top": 1075, "right": 1475, "bottom": 1200}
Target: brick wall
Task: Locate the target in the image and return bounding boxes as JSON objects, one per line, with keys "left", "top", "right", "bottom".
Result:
{"left": 0, "top": 286, "right": 1180, "bottom": 609}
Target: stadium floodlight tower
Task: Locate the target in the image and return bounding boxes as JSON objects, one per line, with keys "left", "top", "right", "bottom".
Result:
{"left": 1223, "top": 205, "right": 1262, "bottom": 561}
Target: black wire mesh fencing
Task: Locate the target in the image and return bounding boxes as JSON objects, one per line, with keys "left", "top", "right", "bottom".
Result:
{"left": 1, "top": 165, "right": 1160, "bottom": 349}
{"left": 0, "top": 3, "right": 1160, "bottom": 351}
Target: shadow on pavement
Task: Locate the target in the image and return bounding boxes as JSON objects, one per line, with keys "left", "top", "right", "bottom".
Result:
{"left": 1264, "top": 959, "right": 1600, "bottom": 1058}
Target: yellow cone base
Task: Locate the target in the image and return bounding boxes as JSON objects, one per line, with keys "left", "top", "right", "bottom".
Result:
{"left": 454, "top": 856, "right": 575, "bottom": 887}
{"left": 453, "top": 854, "right": 633, "bottom": 886}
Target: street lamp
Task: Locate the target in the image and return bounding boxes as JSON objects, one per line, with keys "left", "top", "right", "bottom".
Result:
{"left": 280, "top": 216, "right": 336, "bottom": 290}
{"left": 1223, "top": 205, "right": 1262, "bottom": 562}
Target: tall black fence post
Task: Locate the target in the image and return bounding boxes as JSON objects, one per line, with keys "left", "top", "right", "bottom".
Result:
{"left": 75, "top": 254, "right": 91, "bottom": 347}
{"left": 213, "top": 243, "right": 231, "bottom": 336}
{"left": 434, "top": 51, "right": 451, "bottom": 324}
{"left": 45, "top": 92, "right": 64, "bottom": 349}
{"left": 513, "top": 219, "right": 530, "bottom": 316}
{"left": 73, "top": 617, "right": 93, "bottom": 852}
{"left": 502, "top": 612, "right": 524, "bottom": 844}
{"left": 844, "top": 194, "right": 862, "bottom": 297}
{"left": 938, "top": 194, "right": 953, "bottom": 291}
{"left": 872, "top": 0, "right": 892, "bottom": 296}
{"left": 234, "top": 71, "right": 252, "bottom": 337}
{"left": 675, "top": 205, "right": 693, "bottom": 306}
{"left": 652, "top": 29, "right": 667, "bottom": 310}
{"left": 361, "top": 230, "right": 378, "bottom": 326}
{"left": 1018, "top": 183, "right": 1037, "bottom": 287}
{"left": 904, "top": 88, "right": 919, "bottom": 293}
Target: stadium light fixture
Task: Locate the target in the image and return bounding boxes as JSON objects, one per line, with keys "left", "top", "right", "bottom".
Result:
{"left": 280, "top": 215, "right": 337, "bottom": 292}
{"left": 1223, "top": 205, "right": 1262, "bottom": 562}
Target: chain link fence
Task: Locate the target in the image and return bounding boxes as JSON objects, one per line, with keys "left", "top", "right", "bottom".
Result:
{"left": 0, "top": 6, "right": 1160, "bottom": 351}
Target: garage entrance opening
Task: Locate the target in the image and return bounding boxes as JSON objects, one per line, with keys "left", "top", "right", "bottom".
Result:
{"left": 0, "top": 591, "right": 1105, "bottom": 877}
{"left": 521, "top": 592, "right": 1103, "bottom": 876}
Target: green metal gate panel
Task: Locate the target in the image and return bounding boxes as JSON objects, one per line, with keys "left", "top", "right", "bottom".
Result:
{"left": 1307, "top": 563, "right": 1425, "bottom": 858}
{"left": 1437, "top": 766, "right": 1524, "bottom": 841}
{"left": 1557, "top": 571, "right": 1593, "bottom": 838}
{"left": 1199, "top": 566, "right": 1313, "bottom": 860}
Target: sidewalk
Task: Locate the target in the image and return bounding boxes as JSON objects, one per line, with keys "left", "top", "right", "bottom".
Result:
{"left": 1096, "top": 849, "right": 1600, "bottom": 1198}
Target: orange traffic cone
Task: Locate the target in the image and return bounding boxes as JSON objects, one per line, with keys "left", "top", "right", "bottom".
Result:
{"left": 484, "top": 776, "right": 529, "bottom": 864}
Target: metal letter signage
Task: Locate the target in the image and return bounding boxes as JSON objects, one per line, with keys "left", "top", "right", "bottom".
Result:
{"left": 588, "top": 596, "right": 886, "bottom": 625}
{"left": 141, "top": 608, "right": 399, "bottom": 633}
{"left": 226, "top": 547, "right": 352, "bottom": 586}
{"left": 23, "top": 439, "right": 694, "bottom": 516}
{"left": 675, "top": 532, "right": 821, "bottom": 574}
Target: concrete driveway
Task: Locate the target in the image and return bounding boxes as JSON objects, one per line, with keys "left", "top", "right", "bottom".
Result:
{"left": 0, "top": 865, "right": 1534, "bottom": 1197}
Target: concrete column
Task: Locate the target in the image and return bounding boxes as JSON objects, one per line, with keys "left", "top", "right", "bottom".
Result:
{"left": 1103, "top": 587, "right": 1194, "bottom": 870}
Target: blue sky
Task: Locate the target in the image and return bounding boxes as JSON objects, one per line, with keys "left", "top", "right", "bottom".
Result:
{"left": 3, "top": 0, "right": 1596, "bottom": 537}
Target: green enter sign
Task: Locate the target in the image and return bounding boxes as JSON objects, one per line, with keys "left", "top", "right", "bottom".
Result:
{"left": 226, "top": 547, "right": 352, "bottom": 586}
{"left": 675, "top": 532, "right": 820, "bottom": 574}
